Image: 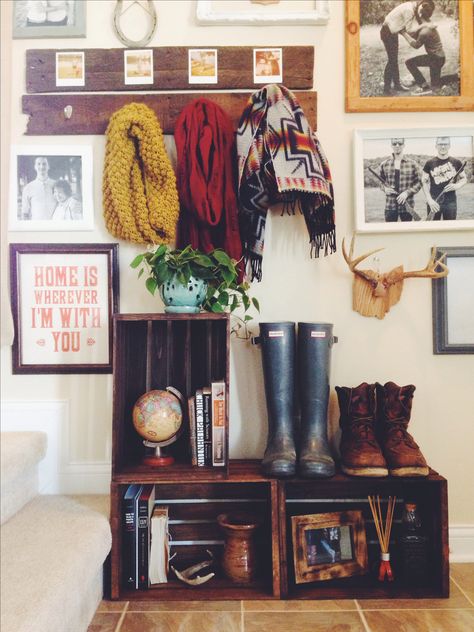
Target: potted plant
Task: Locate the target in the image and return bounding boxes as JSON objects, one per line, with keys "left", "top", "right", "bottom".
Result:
{"left": 131, "top": 245, "right": 259, "bottom": 332}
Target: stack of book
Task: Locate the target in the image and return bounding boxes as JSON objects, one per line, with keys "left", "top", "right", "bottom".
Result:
{"left": 122, "top": 484, "right": 169, "bottom": 589}
{"left": 188, "top": 380, "right": 226, "bottom": 467}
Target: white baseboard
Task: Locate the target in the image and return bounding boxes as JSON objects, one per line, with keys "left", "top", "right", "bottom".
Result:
{"left": 449, "top": 525, "right": 474, "bottom": 562}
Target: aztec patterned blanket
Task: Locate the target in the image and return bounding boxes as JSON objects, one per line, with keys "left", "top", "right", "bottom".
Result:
{"left": 236, "top": 84, "right": 336, "bottom": 281}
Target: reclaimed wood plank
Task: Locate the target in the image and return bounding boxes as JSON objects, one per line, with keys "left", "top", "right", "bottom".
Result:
{"left": 26, "top": 46, "right": 314, "bottom": 93}
{"left": 22, "top": 91, "right": 317, "bottom": 135}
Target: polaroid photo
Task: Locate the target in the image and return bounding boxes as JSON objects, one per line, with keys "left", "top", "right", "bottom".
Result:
{"left": 188, "top": 48, "right": 218, "bottom": 84}
{"left": 56, "top": 51, "right": 85, "bottom": 87}
{"left": 124, "top": 49, "right": 154, "bottom": 85}
{"left": 253, "top": 48, "right": 282, "bottom": 84}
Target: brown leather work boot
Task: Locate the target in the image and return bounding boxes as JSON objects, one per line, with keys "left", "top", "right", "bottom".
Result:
{"left": 376, "top": 382, "right": 429, "bottom": 477}
{"left": 335, "top": 383, "right": 388, "bottom": 477}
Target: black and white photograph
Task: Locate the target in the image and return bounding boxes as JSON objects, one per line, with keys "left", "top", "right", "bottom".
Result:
{"left": 9, "top": 145, "right": 94, "bottom": 231}
{"left": 305, "top": 526, "right": 354, "bottom": 566}
{"left": 359, "top": 0, "right": 460, "bottom": 98}
{"left": 12, "top": 0, "right": 87, "bottom": 38}
{"left": 354, "top": 128, "right": 474, "bottom": 233}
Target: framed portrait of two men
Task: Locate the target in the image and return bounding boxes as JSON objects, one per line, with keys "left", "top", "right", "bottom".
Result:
{"left": 354, "top": 127, "right": 474, "bottom": 233}
{"left": 346, "top": 0, "right": 474, "bottom": 112}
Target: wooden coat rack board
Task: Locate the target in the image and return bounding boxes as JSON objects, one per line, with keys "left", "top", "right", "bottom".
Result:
{"left": 23, "top": 46, "right": 317, "bottom": 135}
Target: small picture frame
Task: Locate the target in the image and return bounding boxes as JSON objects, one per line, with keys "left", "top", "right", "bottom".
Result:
{"left": 56, "top": 51, "right": 85, "bottom": 87}
{"left": 291, "top": 511, "right": 368, "bottom": 584}
{"left": 432, "top": 246, "right": 474, "bottom": 354}
{"left": 196, "top": 0, "right": 330, "bottom": 25}
{"left": 12, "top": 0, "right": 87, "bottom": 39}
{"left": 9, "top": 243, "right": 119, "bottom": 374}
{"left": 253, "top": 47, "right": 282, "bottom": 84}
{"left": 9, "top": 144, "right": 94, "bottom": 232}
{"left": 354, "top": 127, "right": 474, "bottom": 233}
{"left": 124, "top": 49, "right": 154, "bottom": 85}
{"left": 188, "top": 48, "right": 218, "bottom": 84}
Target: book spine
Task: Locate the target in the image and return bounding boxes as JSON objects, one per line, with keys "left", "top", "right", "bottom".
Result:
{"left": 187, "top": 395, "right": 197, "bottom": 466}
{"left": 195, "top": 389, "right": 205, "bottom": 467}
{"left": 203, "top": 388, "right": 212, "bottom": 466}
{"left": 137, "top": 486, "right": 153, "bottom": 589}
{"left": 211, "top": 381, "right": 226, "bottom": 466}
{"left": 122, "top": 485, "right": 138, "bottom": 588}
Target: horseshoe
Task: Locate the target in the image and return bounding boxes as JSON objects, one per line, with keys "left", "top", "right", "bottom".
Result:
{"left": 113, "top": 0, "right": 158, "bottom": 48}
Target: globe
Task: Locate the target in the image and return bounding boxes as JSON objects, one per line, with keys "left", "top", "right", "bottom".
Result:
{"left": 132, "top": 388, "right": 183, "bottom": 444}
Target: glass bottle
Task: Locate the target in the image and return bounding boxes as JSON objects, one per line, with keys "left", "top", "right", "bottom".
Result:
{"left": 399, "top": 502, "right": 428, "bottom": 584}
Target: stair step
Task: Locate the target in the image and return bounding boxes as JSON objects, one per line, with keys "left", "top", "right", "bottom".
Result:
{"left": 0, "top": 494, "right": 111, "bottom": 632}
{"left": 1, "top": 432, "right": 47, "bottom": 524}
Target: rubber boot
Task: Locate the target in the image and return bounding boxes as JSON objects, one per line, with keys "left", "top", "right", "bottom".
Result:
{"left": 258, "top": 322, "right": 297, "bottom": 478}
{"left": 297, "top": 322, "right": 336, "bottom": 478}
{"left": 335, "top": 383, "right": 388, "bottom": 477}
{"left": 376, "top": 382, "right": 429, "bottom": 477}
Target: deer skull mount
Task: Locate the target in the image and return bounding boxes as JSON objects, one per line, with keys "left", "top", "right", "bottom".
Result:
{"left": 342, "top": 235, "right": 449, "bottom": 319}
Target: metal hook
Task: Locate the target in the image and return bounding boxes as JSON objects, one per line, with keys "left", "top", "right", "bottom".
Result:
{"left": 64, "top": 105, "right": 73, "bottom": 119}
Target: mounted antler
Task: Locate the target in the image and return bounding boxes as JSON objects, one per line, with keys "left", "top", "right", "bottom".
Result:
{"left": 342, "top": 235, "right": 448, "bottom": 319}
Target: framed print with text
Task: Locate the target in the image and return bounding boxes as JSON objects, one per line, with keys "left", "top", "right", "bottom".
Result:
{"left": 9, "top": 243, "right": 119, "bottom": 374}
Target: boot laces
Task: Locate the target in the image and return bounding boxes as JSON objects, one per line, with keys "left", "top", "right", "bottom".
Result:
{"left": 386, "top": 418, "right": 417, "bottom": 448}
{"left": 349, "top": 416, "right": 378, "bottom": 447}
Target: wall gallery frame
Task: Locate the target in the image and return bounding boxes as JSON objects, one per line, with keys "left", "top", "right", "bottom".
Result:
{"left": 291, "top": 511, "right": 368, "bottom": 584}
{"left": 354, "top": 128, "right": 474, "bottom": 233}
{"left": 432, "top": 246, "right": 474, "bottom": 354}
{"left": 12, "top": 0, "right": 86, "bottom": 39}
{"left": 196, "top": 0, "right": 329, "bottom": 25}
{"left": 346, "top": 0, "right": 474, "bottom": 112}
{"left": 9, "top": 243, "right": 119, "bottom": 374}
{"left": 9, "top": 144, "right": 94, "bottom": 232}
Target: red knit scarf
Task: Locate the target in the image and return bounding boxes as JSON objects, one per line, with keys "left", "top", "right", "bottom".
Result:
{"left": 174, "top": 99, "right": 242, "bottom": 269}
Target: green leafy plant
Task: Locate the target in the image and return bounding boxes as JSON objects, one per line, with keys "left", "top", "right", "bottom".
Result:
{"left": 131, "top": 245, "right": 259, "bottom": 331}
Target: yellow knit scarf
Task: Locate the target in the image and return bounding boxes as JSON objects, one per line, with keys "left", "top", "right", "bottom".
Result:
{"left": 103, "top": 103, "right": 179, "bottom": 244}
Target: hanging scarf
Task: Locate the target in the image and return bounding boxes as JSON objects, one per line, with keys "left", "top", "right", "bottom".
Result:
{"left": 103, "top": 102, "right": 180, "bottom": 244}
{"left": 237, "top": 84, "right": 336, "bottom": 282}
{"left": 174, "top": 98, "right": 243, "bottom": 268}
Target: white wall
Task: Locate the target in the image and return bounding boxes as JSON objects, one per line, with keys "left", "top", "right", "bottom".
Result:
{"left": 1, "top": 1, "right": 473, "bottom": 533}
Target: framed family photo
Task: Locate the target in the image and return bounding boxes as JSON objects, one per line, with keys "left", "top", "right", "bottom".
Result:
{"left": 432, "top": 246, "right": 474, "bottom": 354}
{"left": 9, "top": 243, "right": 119, "bottom": 374}
{"left": 346, "top": 0, "right": 474, "bottom": 112}
{"left": 9, "top": 145, "right": 94, "bottom": 232}
{"left": 196, "top": 0, "right": 330, "bottom": 25}
{"left": 12, "top": 0, "right": 87, "bottom": 39}
{"left": 291, "top": 511, "right": 368, "bottom": 584}
{"left": 354, "top": 127, "right": 474, "bottom": 233}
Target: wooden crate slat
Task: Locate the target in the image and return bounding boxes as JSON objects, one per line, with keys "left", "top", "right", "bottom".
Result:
{"left": 22, "top": 91, "right": 317, "bottom": 135}
{"left": 26, "top": 46, "right": 314, "bottom": 93}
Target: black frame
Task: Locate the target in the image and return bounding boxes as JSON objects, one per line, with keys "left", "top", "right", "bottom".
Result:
{"left": 9, "top": 243, "right": 119, "bottom": 373}
{"left": 432, "top": 246, "right": 474, "bottom": 354}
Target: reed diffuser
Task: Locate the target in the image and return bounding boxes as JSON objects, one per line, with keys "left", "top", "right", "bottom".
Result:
{"left": 368, "top": 495, "right": 396, "bottom": 582}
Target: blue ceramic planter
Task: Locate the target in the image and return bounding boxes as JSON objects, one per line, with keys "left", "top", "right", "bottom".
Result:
{"left": 159, "top": 275, "right": 208, "bottom": 314}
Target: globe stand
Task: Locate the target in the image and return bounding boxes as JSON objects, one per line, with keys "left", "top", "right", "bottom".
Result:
{"left": 142, "top": 440, "right": 175, "bottom": 467}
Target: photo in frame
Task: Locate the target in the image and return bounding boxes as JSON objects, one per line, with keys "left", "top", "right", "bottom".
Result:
{"left": 253, "top": 47, "right": 282, "bottom": 83}
{"left": 9, "top": 243, "right": 119, "bottom": 374}
{"left": 124, "top": 49, "right": 154, "bottom": 85}
{"left": 432, "top": 246, "right": 474, "bottom": 354}
{"left": 12, "top": 0, "right": 87, "bottom": 39}
{"left": 56, "top": 51, "right": 85, "bottom": 87}
{"left": 196, "top": 0, "right": 330, "bottom": 25}
{"left": 9, "top": 145, "right": 94, "bottom": 232}
{"left": 188, "top": 48, "right": 218, "bottom": 84}
{"left": 291, "top": 511, "right": 368, "bottom": 584}
{"left": 354, "top": 127, "right": 474, "bottom": 233}
{"left": 345, "top": 0, "right": 474, "bottom": 112}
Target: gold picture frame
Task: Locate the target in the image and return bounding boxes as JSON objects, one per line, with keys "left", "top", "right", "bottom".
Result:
{"left": 291, "top": 511, "right": 368, "bottom": 584}
{"left": 346, "top": 0, "right": 474, "bottom": 112}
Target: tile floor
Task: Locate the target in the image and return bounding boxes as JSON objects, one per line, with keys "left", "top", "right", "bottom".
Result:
{"left": 88, "top": 563, "right": 474, "bottom": 632}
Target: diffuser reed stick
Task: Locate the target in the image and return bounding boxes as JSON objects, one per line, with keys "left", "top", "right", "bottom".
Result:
{"left": 368, "top": 495, "right": 396, "bottom": 581}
